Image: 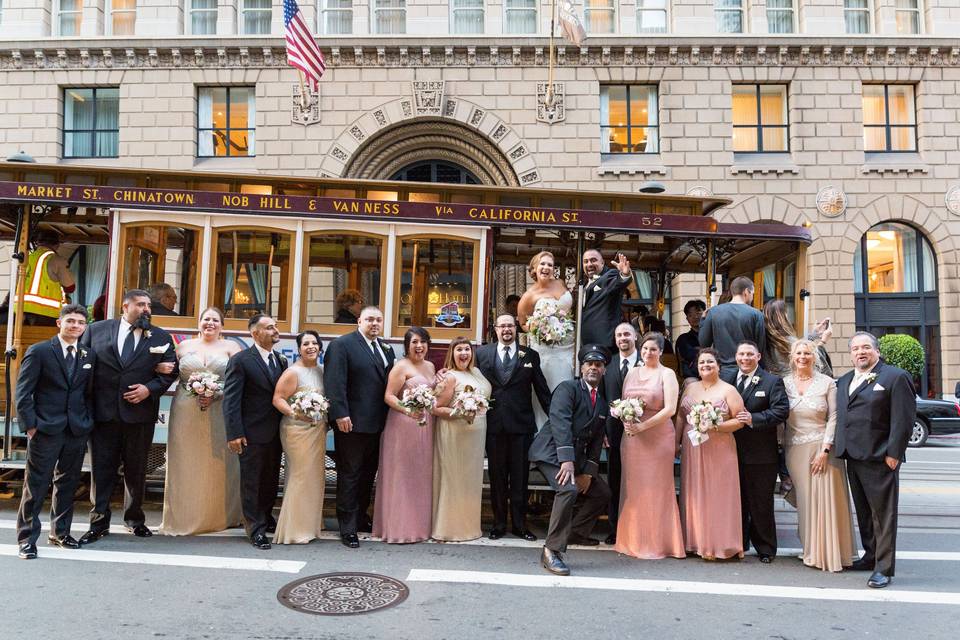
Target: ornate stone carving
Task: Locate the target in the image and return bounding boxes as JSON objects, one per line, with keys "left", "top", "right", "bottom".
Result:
{"left": 292, "top": 84, "right": 321, "bottom": 125}
{"left": 445, "top": 46, "right": 454, "bottom": 66}
{"left": 443, "top": 99, "right": 457, "bottom": 117}
{"left": 216, "top": 48, "right": 226, "bottom": 66}
{"left": 686, "top": 186, "right": 713, "bottom": 198}
{"left": 946, "top": 186, "right": 960, "bottom": 216}
{"left": 399, "top": 47, "right": 408, "bottom": 66}
{"left": 171, "top": 48, "right": 181, "bottom": 66}
{"left": 354, "top": 47, "right": 363, "bottom": 66}
{"left": 80, "top": 49, "right": 91, "bottom": 67}
{"left": 520, "top": 170, "right": 540, "bottom": 185}
{"left": 469, "top": 107, "right": 485, "bottom": 127}
{"left": 412, "top": 81, "right": 445, "bottom": 117}
{"left": 148, "top": 48, "right": 159, "bottom": 67}
{"left": 331, "top": 146, "right": 348, "bottom": 162}
{"left": 401, "top": 100, "right": 412, "bottom": 117}
{"left": 373, "top": 110, "right": 387, "bottom": 127}
{"left": 349, "top": 125, "right": 365, "bottom": 142}
{"left": 537, "top": 82, "right": 565, "bottom": 124}
{"left": 491, "top": 124, "right": 508, "bottom": 142}
{"left": 509, "top": 145, "right": 527, "bottom": 161}
{"left": 816, "top": 186, "right": 847, "bottom": 218}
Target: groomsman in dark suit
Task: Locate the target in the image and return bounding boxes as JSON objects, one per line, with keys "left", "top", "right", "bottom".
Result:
{"left": 78, "top": 289, "right": 177, "bottom": 544}
{"left": 602, "top": 322, "right": 641, "bottom": 545}
{"left": 324, "top": 306, "right": 395, "bottom": 548}
{"left": 224, "top": 314, "right": 287, "bottom": 549}
{"left": 14, "top": 304, "right": 96, "bottom": 559}
{"left": 580, "top": 250, "right": 632, "bottom": 349}
{"left": 530, "top": 344, "right": 611, "bottom": 576}
{"left": 835, "top": 332, "right": 915, "bottom": 589}
{"left": 723, "top": 341, "right": 789, "bottom": 563}
{"left": 477, "top": 314, "right": 552, "bottom": 541}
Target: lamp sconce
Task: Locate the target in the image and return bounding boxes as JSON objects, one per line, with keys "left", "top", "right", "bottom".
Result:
{"left": 799, "top": 288, "right": 811, "bottom": 300}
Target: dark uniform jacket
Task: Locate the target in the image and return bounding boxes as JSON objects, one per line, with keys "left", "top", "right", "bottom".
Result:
{"left": 529, "top": 379, "right": 607, "bottom": 478}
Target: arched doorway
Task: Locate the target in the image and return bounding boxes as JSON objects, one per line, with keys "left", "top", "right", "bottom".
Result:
{"left": 853, "top": 221, "right": 939, "bottom": 396}
{"left": 391, "top": 161, "right": 480, "bottom": 184}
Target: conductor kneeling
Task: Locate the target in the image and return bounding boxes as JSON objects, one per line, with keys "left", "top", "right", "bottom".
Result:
{"left": 529, "top": 344, "right": 612, "bottom": 576}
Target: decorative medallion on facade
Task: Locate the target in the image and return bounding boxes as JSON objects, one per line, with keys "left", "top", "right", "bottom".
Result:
{"left": 686, "top": 186, "right": 713, "bottom": 198}
{"left": 946, "top": 186, "right": 960, "bottom": 216}
{"left": 816, "top": 186, "right": 847, "bottom": 218}
{"left": 412, "top": 81, "right": 445, "bottom": 116}
{"left": 537, "top": 82, "right": 566, "bottom": 124}
{"left": 291, "top": 84, "right": 321, "bottom": 126}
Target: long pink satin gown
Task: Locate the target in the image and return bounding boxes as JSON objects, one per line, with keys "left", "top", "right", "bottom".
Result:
{"left": 679, "top": 397, "right": 744, "bottom": 560}
{"left": 373, "top": 375, "right": 435, "bottom": 543}
{"left": 615, "top": 366, "right": 685, "bottom": 559}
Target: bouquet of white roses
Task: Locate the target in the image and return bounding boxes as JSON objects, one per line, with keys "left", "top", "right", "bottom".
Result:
{"left": 451, "top": 385, "right": 491, "bottom": 425}
{"left": 687, "top": 400, "right": 722, "bottom": 446}
{"left": 183, "top": 372, "right": 223, "bottom": 411}
{"left": 399, "top": 384, "right": 437, "bottom": 427}
{"left": 289, "top": 390, "right": 330, "bottom": 426}
{"left": 526, "top": 300, "right": 575, "bottom": 346}
{"left": 609, "top": 397, "right": 646, "bottom": 435}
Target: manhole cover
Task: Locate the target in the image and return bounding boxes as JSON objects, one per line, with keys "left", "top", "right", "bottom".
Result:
{"left": 277, "top": 572, "right": 409, "bottom": 616}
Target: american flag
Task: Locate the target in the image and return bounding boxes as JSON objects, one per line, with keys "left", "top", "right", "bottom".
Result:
{"left": 284, "top": 0, "right": 326, "bottom": 89}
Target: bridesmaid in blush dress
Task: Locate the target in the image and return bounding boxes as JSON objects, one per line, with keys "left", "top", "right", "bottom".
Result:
{"left": 678, "top": 347, "right": 747, "bottom": 560}
{"left": 614, "top": 332, "right": 685, "bottom": 559}
{"left": 374, "top": 327, "right": 439, "bottom": 544}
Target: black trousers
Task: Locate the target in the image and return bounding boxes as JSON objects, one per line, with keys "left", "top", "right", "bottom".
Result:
{"left": 334, "top": 430, "right": 380, "bottom": 535}
{"left": 538, "top": 461, "right": 611, "bottom": 553}
{"left": 89, "top": 420, "right": 154, "bottom": 529}
{"left": 485, "top": 431, "right": 532, "bottom": 531}
{"left": 738, "top": 462, "right": 779, "bottom": 557}
{"left": 16, "top": 430, "right": 88, "bottom": 545}
{"left": 238, "top": 434, "right": 282, "bottom": 539}
{"left": 847, "top": 458, "right": 900, "bottom": 576}
{"left": 606, "top": 431, "right": 623, "bottom": 530}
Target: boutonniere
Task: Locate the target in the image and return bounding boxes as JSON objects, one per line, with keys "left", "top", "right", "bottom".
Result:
{"left": 751, "top": 375, "right": 760, "bottom": 385}
{"left": 865, "top": 373, "right": 878, "bottom": 384}
{"left": 79, "top": 348, "right": 88, "bottom": 359}
{"left": 149, "top": 344, "right": 170, "bottom": 354}
{"left": 517, "top": 350, "right": 526, "bottom": 358}
{"left": 144, "top": 330, "right": 153, "bottom": 339}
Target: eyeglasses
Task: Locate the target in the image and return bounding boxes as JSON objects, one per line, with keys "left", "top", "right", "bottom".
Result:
{"left": 494, "top": 324, "right": 515, "bottom": 329}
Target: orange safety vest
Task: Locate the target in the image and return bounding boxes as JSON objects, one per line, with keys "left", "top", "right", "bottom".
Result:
{"left": 16, "top": 249, "right": 64, "bottom": 318}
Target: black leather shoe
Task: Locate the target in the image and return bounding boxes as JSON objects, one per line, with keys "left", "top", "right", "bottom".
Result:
{"left": 252, "top": 534, "right": 271, "bottom": 550}
{"left": 868, "top": 572, "right": 891, "bottom": 589}
{"left": 567, "top": 534, "right": 599, "bottom": 546}
{"left": 128, "top": 524, "right": 153, "bottom": 538}
{"left": 48, "top": 534, "right": 81, "bottom": 549}
{"left": 849, "top": 558, "right": 875, "bottom": 571}
{"left": 758, "top": 554, "right": 773, "bottom": 564}
{"left": 488, "top": 528, "right": 505, "bottom": 540}
{"left": 604, "top": 533, "right": 617, "bottom": 545}
{"left": 78, "top": 529, "right": 109, "bottom": 545}
{"left": 266, "top": 522, "right": 277, "bottom": 534}
{"left": 512, "top": 529, "right": 537, "bottom": 542}
{"left": 18, "top": 543, "right": 37, "bottom": 559}
{"left": 341, "top": 533, "right": 360, "bottom": 549}
{"left": 541, "top": 547, "right": 570, "bottom": 576}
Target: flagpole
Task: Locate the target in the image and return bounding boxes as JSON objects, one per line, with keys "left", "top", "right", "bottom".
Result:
{"left": 546, "top": 0, "right": 557, "bottom": 107}
{"left": 296, "top": 69, "right": 309, "bottom": 110}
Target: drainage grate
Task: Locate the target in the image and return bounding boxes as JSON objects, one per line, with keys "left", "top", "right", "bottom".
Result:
{"left": 277, "top": 573, "right": 409, "bottom": 616}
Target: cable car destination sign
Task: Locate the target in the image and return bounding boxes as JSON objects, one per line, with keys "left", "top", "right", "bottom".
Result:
{"left": 1, "top": 181, "right": 718, "bottom": 235}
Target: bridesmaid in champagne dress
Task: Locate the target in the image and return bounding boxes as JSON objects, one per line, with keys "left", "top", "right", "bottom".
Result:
{"left": 615, "top": 332, "right": 685, "bottom": 559}
{"left": 432, "top": 338, "right": 491, "bottom": 542}
{"left": 272, "top": 331, "right": 327, "bottom": 544}
{"left": 160, "top": 307, "right": 243, "bottom": 535}
{"left": 374, "top": 327, "right": 438, "bottom": 543}
{"left": 677, "top": 347, "right": 747, "bottom": 560}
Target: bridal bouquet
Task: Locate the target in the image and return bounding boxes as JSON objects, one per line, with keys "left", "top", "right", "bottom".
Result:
{"left": 451, "top": 385, "right": 491, "bottom": 425}
{"left": 526, "top": 301, "right": 574, "bottom": 346}
{"left": 290, "top": 390, "right": 330, "bottom": 426}
{"left": 609, "top": 397, "right": 646, "bottom": 435}
{"left": 687, "top": 400, "right": 722, "bottom": 446}
{"left": 399, "top": 384, "right": 437, "bottom": 427}
{"left": 183, "top": 372, "right": 223, "bottom": 411}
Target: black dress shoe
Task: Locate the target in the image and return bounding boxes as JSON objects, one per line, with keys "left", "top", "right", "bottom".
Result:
{"left": 48, "top": 535, "right": 81, "bottom": 549}
{"left": 849, "top": 558, "right": 875, "bottom": 571}
{"left": 604, "top": 533, "right": 617, "bottom": 545}
{"left": 567, "top": 534, "right": 599, "bottom": 546}
{"left": 128, "top": 524, "right": 153, "bottom": 538}
{"left": 78, "top": 529, "right": 109, "bottom": 545}
{"left": 266, "top": 522, "right": 277, "bottom": 534}
{"left": 541, "top": 547, "right": 570, "bottom": 576}
{"left": 18, "top": 543, "right": 37, "bottom": 559}
{"left": 758, "top": 554, "right": 773, "bottom": 564}
{"left": 341, "top": 533, "right": 360, "bottom": 549}
{"left": 868, "top": 572, "right": 892, "bottom": 589}
{"left": 252, "top": 534, "right": 272, "bottom": 550}
{"left": 488, "top": 528, "right": 505, "bottom": 540}
{"left": 512, "top": 529, "right": 537, "bottom": 542}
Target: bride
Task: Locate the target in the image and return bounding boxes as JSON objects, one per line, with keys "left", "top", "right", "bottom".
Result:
{"left": 518, "top": 251, "right": 576, "bottom": 397}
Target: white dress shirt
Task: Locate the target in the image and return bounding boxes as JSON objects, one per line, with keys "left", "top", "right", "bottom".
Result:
{"left": 117, "top": 318, "right": 141, "bottom": 354}
{"left": 848, "top": 364, "right": 878, "bottom": 396}
{"left": 363, "top": 332, "right": 388, "bottom": 367}
{"left": 255, "top": 343, "right": 275, "bottom": 368}
{"left": 736, "top": 367, "right": 759, "bottom": 389}
{"left": 57, "top": 335, "right": 79, "bottom": 359}
{"left": 618, "top": 349, "right": 640, "bottom": 372}
{"left": 498, "top": 341, "right": 516, "bottom": 363}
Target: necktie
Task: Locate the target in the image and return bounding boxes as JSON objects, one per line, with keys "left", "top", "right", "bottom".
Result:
{"left": 737, "top": 375, "right": 747, "bottom": 392}
{"left": 268, "top": 353, "right": 278, "bottom": 377}
{"left": 502, "top": 346, "right": 513, "bottom": 368}
{"left": 121, "top": 329, "right": 135, "bottom": 364}
{"left": 371, "top": 341, "right": 383, "bottom": 367}
{"left": 590, "top": 387, "right": 597, "bottom": 408}
{"left": 65, "top": 345, "right": 76, "bottom": 377}
{"left": 621, "top": 358, "right": 629, "bottom": 380}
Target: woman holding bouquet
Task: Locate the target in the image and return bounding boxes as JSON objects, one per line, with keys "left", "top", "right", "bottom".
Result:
{"left": 374, "top": 327, "right": 439, "bottom": 543}
{"left": 677, "top": 348, "right": 746, "bottom": 560}
{"left": 431, "top": 337, "right": 491, "bottom": 541}
{"left": 160, "top": 307, "right": 243, "bottom": 535}
{"left": 271, "top": 331, "right": 327, "bottom": 544}
{"left": 615, "top": 332, "right": 685, "bottom": 559}
{"left": 517, "top": 251, "right": 575, "bottom": 394}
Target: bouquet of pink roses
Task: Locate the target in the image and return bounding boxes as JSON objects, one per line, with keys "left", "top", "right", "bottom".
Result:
{"left": 609, "top": 397, "right": 646, "bottom": 435}
{"left": 183, "top": 372, "right": 223, "bottom": 411}
{"left": 526, "top": 300, "right": 575, "bottom": 346}
{"left": 399, "top": 384, "right": 437, "bottom": 427}
{"left": 686, "top": 400, "right": 722, "bottom": 446}
{"left": 450, "top": 385, "right": 491, "bottom": 425}
{"left": 289, "top": 390, "right": 330, "bottom": 426}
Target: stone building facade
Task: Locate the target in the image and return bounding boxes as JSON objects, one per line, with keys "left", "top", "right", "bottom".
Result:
{"left": 0, "top": 0, "right": 959, "bottom": 394}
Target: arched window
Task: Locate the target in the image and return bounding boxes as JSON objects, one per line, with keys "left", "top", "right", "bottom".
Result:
{"left": 391, "top": 161, "right": 479, "bottom": 184}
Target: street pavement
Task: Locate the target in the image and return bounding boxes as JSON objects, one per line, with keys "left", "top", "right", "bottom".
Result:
{"left": 1, "top": 438, "right": 958, "bottom": 640}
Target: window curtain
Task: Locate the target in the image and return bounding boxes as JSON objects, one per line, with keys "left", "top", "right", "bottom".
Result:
{"left": 844, "top": 0, "right": 869, "bottom": 34}
{"left": 244, "top": 0, "right": 271, "bottom": 34}
{"left": 645, "top": 86, "right": 659, "bottom": 153}
{"left": 191, "top": 0, "right": 217, "bottom": 34}
{"left": 505, "top": 0, "right": 536, "bottom": 34}
{"left": 198, "top": 89, "right": 214, "bottom": 156}
{"left": 375, "top": 0, "right": 406, "bottom": 34}
{"left": 96, "top": 89, "right": 119, "bottom": 157}
{"left": 324, "top": 0, "right": 353, "bottom": 34}
{"left": 715, "top": 0, "right": 742, "bottom": 33}
{"left": 246, "top": 263, "right": 267, "bottom": 306}
{"left": 599, "top": 88, "right": 611, "bottom": 153}
{"left": 585, "top": 0, "right": 615, "bottom": 34}
{"left": 223, "top": 264, "right": 235, "bottom": 307}
{"left": 638, "top": 0, "right": 667, "bottom": 33}
{"left": 452, "top": 0, "right": 484, "bottom": 34}
{"left": 65, "top": 89, "right": 95, "bottom": 157}
{"left": 766, "top": 0, "right": 793, "bottom": 34}
{"left": 73, "top": 245, "right": 109, "bottom": 307}
{"left": 853, "top": 243, "right": 864, "bottom": 294}
{"left": 897, "top": 230, "right": 918, "bottom": 292}
{"left": 635, "top": 271, "right": 653, "bottom": 299}
{"left": 922, "top": 241, "right": 936, "bottom": 293}
{"left": 246, "top": 89, "right": 256, "bottom": 156}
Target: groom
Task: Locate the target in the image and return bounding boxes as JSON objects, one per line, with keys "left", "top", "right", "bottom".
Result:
{"left": 580, "top": 250, "right": 632, "bottom": 349}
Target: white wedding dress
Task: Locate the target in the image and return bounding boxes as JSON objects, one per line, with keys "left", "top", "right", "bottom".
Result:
{"left": 528, "top": 291, "right": 576, "bottom": 427}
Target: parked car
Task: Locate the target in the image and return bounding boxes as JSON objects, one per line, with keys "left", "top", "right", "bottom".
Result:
{"left": 911, "top": 396, "right": 960, "bottom": 447}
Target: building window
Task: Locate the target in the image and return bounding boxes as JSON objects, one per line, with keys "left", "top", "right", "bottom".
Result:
{"left": 766, "top": 0, "right": 793, "bottom": 33}
{"left": 896, "top": 0, "right": 921, "bottom": 35}
{"left": 600, "top": 85, "right": 659, "bottom": 154}
{"left": 320, "top": 0, "right": 352, "bottom": 34}
{"left": 584, "top": 0, "right": 615, "bottom": 34}
{"left": 862, "top": 85, "right": 916, "bottom": 153}
{"left": 715, "top": 0, "right": 743, "bottom": 33}
{"left": 504, "top": 0, "right": 536, "bottom": 34}
{"left": 108, "top": 0, "right": 136, "bottom": 35}
{"left": 637, "top": 0, "right": 667, "bottom": 33}
{"left": 844, "top": 0, "right": 870, "bottom": 33}
{"left": 854, "top": 223, "right": 934, "bottom": 294}
{"left": 63, "top": 88, "right": 120, "bottom": 159}
{"left": 242, "top": 0, "right": 271, "bottom": 34}
{"left": 190, "top": 0, "right": 217, "bottom": 35}
{"left": 58, "top": 0, "right": 83, "bottom": 35}
{"left": 451, "top": 0, "right": 484, "bottom": 34}
{"left": 732, "top": 85, "right": 789, "bottom": 153}
{"left": 303, "top": 234, "right": 383, "bottom": 327}
{"left": 372, "top": 0, "right": 405, "bottom": 34}
{"left": 198, "top": 87, "right": 256, "bottom": 158}
{"left": 213, "top": 229, "right": 292, "bottom": 325}
{"left": 397, "top": 236, "right": 476, "bottom": 331}
{"left": 121, "top": 224, "right": 201, "bottom": 320}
